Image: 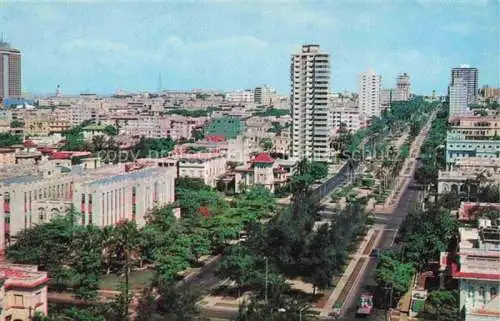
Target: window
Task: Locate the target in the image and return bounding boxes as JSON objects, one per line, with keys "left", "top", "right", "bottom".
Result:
{"left": 13, "top": 294, "right": 23, "bottom": 306}
{"left": 491, "top": 287, "right": 497, "bottom": 298}
{"left": 468, "top": 285, "right": 475, "bottom": 298}
{"left": 479, "top": 287, "right": 486, "bottom": 300}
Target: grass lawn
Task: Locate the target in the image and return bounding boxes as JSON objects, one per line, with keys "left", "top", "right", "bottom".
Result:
{"left": 100, "top": 269, "right": 155, "bottom": 290}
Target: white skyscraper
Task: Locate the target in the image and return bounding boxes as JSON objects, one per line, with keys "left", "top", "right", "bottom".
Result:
{"left": 449, "top": 77, "right": 469, "bottom": 116}
{"left": 290, "top": 44, "right": 332, "bottom": 162}
{"left": 358, "top": 69, "right": 382, "bottom": 124}
{"left": 394, "top": 73, "right": 411, "bottom": 101}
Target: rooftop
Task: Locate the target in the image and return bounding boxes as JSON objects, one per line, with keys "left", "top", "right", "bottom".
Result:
{"left": 0, "top": 264, "right": 49, "bottom": 289}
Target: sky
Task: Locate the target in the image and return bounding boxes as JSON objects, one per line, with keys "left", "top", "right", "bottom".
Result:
{"left": 1, "top": 0, "right": 499, "bottom": 96}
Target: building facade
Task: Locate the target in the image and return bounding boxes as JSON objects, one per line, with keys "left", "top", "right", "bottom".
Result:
{"left": 445, "top": 133, "right": 500, "bottom": 164}
{"left": 452, "top": 218, "right": 500, "bottom": 321}
{"left": 0, "top": 162, "right": 176, "bottom": 251}
{"left": 290, "top": 44, "right": 331, "bottom": 162}
{"left": 254, "top": 85, "right": 273, "bottom": 105}
{"left": 449, "top": 77, "right": 470, "bottom": 116}
{"left": 452, "top": 65, "right": 479, "bottom": 105}
{"left": 332, "top": 107, "right": 361, "bottom": 134}
{"left": 0, "top": 264, "right": 49, "bottom": 321}
{"left": 393, "top": 73, "right": 411, "bottom": 101}
{"left": 358, "top": 69, "right": 382, "bottom": 123}
{"left": 0, "top": 42, "right": 21, "bottom": 100}
{"left": 204, "top": 117, "right": 245, "bottom": 140}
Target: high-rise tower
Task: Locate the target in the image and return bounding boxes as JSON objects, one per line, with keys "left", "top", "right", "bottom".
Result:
{"left": 290, "top": 44, "right": 332, "bottom": 162}
{"left": 358, "top": 69, "right": 382, "bottom": 124}
{"left": 451, "top": 65, "right": 478, "bottom": 105}
{"left": 0, "top": 40, "right": 21, "bottom": 100}
{"left": 394, "top": 73, "right": 411, "bottom": 101}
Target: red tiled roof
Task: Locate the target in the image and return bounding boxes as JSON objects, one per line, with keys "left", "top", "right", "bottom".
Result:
{"left": 205, "top": 135, "right": 225, "bottom": 142}
{"left": 252, "top": 152, "right": 274, "bottom": 163}
{"left": 459, "top": 202, "right": 500, "bottom": 221}
{"left": 24, "top": 140, "right": 37, "bottom": 148}
{"left": 451, "top": 262, "right": 500, "bottom": 281}
{"left": 37, "top": 147, "right": 56, "bottom": 154}
{"left": 51, "top": 151, "right": 72, "bottom": 160}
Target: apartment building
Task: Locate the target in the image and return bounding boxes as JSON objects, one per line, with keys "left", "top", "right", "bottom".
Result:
{"left": 393, "top": 73, "right": 411, "bottom": 102}
{"left": 0, "top": 42, "right": 21, "bottom": 100}
{"left": 481, "top": 87, "right": 500, "bottom": 101}
{"left": 226, "top": 90, "right": 254, "bottom": 103}
{"left": 358, "top": 69, "right": 382, "bottom": 124}
{"left": 380, "top": 89, "right": 393, "bottom": 109}
{"left": 254, "top": 85, "right": 275, "bottom": 105}
{"left": 290, "top": 44, "right": 332, "bottom": 162}
{"left": 449, "top": 77, "right": 470, "bottom": 116}
{"left": 452, "top": 65, "right": 479, "bottom": 105}
{"left": 0, "top": 161, "right": 176, "bottom": 251}
{"left": 332, "top": 107, "right": 361, "bottom": 133}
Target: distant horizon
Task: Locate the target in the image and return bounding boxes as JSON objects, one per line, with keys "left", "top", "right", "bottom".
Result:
{"left": 3, "top": 1, "right": 499, "bottom": 95}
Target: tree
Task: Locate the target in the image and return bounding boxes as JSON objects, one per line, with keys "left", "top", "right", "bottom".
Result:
{"left": 191, "top": 128, "right": 205, "bottom": 141}
{"left": 310, "top": 162, "right": 328, "bottom": 180}
{"left": 301, "top": 224, "right": 335, "bottom": 295}
{"left": 156, "top": 282, "right": 205, "bottom": 321}
{"left": 71, "top": 225, "right": 103, "bottom": 301}
{"left": 10, "top": 120, "right": 24, "bottom": 128}
{"left": 134, "top": 136, "right": 175, "bottom": 158}
{"left": 419, "top": 290, "right": 459, "bottom": 321}
{"left": 260, "top": 138, "right": 273, "bottom": 151}
{"left": 375, "top": 252, "right": 415, "bottom": 300}
{"left": 236, "top": 295, "right": 318, "bottom": 321}
{"left": 103, "top": 125, "right": 118, "bottom": 136}
{"left": 216, "top": 245, "right": 257, "bottom": 294}
{"left": 0, "top": 132, "right": 22, "bottom": 147}
{"left": 6, "top": 208, "right": 80, "bottom": 290}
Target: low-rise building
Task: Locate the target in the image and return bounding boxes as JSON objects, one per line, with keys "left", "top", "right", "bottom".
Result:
{"left": 140, "top": 153, "right": 226, "bottom": 188}
{"left": 0, "top": 149, "right": 15, "bottom": 166}
{"left": 0, "top": 263, "right": 49, "bottom": 320}
{"left": 450, "top": 217, "right": 500, "bottom": 321}
{"left": 204, "top": 117, "right": 245, "bottom": 140}
{"left": 445, "top": 133, "right": 500, "bottom": 164}
{"left": 438, "top": 157, "right": 500, "bottom": 194}
{"left": 234, "top": 152, "right": 289, "bottom": 193}
{"left": 448, "top": 115, "right": 500, "bottom": 139}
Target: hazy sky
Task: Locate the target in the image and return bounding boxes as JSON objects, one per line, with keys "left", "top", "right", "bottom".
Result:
{"left": 2, "top": 0, "right": 499, "bottom": 95}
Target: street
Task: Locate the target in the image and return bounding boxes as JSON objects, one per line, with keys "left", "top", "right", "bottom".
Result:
{"left": 340, "top": 182, "right": 421, "bottom": 321}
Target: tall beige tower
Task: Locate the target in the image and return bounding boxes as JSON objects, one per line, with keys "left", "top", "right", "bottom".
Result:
{"left": 0, "top": 41, "right": 21, "bottom": 100}
{"left": 290, "top": 44, "right": 332, "bottom": 162}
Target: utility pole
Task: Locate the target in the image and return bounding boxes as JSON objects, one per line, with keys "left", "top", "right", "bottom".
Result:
{"left": 265, "top": 256, "right": 268, "bottom": 305}
{"left": 384, "top": 284, "right": 393, "bottom": 321}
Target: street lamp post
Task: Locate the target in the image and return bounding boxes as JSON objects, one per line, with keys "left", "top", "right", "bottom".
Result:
{"left": 265, "top": 256, "right": 268, "bottom": 305}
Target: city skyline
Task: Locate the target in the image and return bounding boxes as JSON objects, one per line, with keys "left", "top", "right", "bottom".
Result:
{"left": 1, "top": 0, "right": 499, "bottom": 95}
